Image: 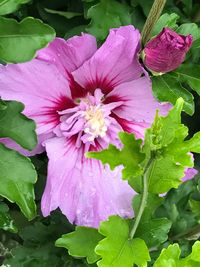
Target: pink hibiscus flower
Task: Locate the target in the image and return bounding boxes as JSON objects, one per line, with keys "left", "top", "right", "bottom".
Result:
{"left": 0, "top": 26, "right": 170, "bottom": 228}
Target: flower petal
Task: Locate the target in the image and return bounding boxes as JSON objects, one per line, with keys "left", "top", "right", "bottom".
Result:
{"left": 0, "top": 132, "right": 53, "bottom": 156}
{"left": 106, "top": 77, "right": 171, "bottom": 124}
{"left": 72, "top": 26, "right": 143, "bottom": 95}
{"left": 41, "top": 137, "right": 135, "bottom": 228}
{"left": 0, "top": 60, "right": 74, "bottom": 136}
{"left": 37, "top": 35, "right": 97, "bottom": 78}
{"left": 182, "top": 168, "right": 198, "bottom": 182}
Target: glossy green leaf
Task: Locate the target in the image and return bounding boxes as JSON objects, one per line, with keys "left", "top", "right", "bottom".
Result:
{"left": 86, "top": 0, "right": 131, "bottom": 40}
{"left": 175, "top": 64, "right": 200, "bottom": 95}
{"left": 87, "top": 132, "right": 145, "bottom": 179}
{"left": 0, "top": 16, "right": 55, "bottom": 63}
{"left": 96, "top": 216, "right": 150, "bottom": 267}
{"left": 0, "top": 101, "right": 37, "bottom": 150}
{"left": 152, "top": 74, "right": 194, "bottom": 115}
{"left": 0, "top": 0, "right": 30, "bottom": 15}
{"left": 153, "top": 241, "right": 200, "bottom": 267}
{"left": 0, "top": 143, "right": 37, "bottom": 220}
{"left": 56, "top": 227, "right": 103, "bottom": 264}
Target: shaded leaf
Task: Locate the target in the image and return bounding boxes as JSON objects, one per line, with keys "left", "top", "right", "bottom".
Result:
{"left": 45, "top": 8, "right": 82, "bottom": 19}
{"left": 152, "top": 74, "right": 194, "bottom": 115}
{"left": 0, "top": 101, "right": 37, "bottom": 150}
{"left": 0, "top": 201, "right": 17, "bottom": 233}
{"left": 0, "top": 0, "right": 30, "bottom": 15}
{"left": 175, "top": 64, "right": 200, "bottom": 96}
{"left": 0, "top": 143, "right": 37, "bottom": 219}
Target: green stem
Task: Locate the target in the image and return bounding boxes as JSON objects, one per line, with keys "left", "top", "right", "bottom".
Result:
{"left": 141, "top": 0, "right": 166, "bottom": 45}
{"left": 129, "top": 155, "right": 155, "bottom": 239}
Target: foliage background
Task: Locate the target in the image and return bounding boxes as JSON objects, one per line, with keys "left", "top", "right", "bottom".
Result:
{"left": 0, "top": 0, "right": 200, "bottom": 266}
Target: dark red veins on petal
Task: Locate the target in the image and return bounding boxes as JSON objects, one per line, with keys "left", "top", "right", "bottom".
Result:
{"left": 40, "top": 95, "right": 76, "bottom": 125}
{"left": 84, "top": 76, "right": 115, "bottom": 95}
{"left": 68, "top": 72, "right": 86, "bottom": 99}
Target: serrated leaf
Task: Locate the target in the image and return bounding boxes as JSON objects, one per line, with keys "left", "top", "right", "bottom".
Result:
{"left": 153, "top": 241, "right": 200, "bottom": 267}
{"left": 175, "top": 64, "right": 200, "bottom": 95}
{"left": 0, "top": 143, "right": 37, "bottom": 220}
{"left": 87, "top": 132, "right": 145, "bottom": 179}
{"left": 86, "top": 0, "right": 131, "bottom": 40}
{"left": 152, "top": 13, "right": 179, "bottom": 36}
{"left": 96, "top": 216, "right": 150, "bottom": 267}
{"left": 0, "top": 101, "right": 37, "bottom": 150}
{"left": 0, "top": 16, "right": 55, "bottom": 63}
{"left": 55, "top": 227, "right": 103, "bottom": 264}
{"left": 142, "top": 98, "right": 200, "bottom": 194}
{"left": 0, "top": 0, "right": 30, "bottom": 15}
{"left": 152, "top": 75, "right": 194, "bottom": 115}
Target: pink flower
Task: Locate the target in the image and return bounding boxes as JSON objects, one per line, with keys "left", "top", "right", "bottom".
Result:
{"left": 143, "top": 28, "right": 193, "bottom": 73}
{"left": 0, "top": 26, "right": 170, "bottom": 228}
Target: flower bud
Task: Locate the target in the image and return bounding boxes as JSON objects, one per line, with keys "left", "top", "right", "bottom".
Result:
{"left": 143, "top": 27, "right": 193, "bottom": 74}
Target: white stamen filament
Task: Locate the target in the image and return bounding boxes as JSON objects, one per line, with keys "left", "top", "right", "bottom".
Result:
{"left": 83, "top": 105, "right": 107, "bottom": 141}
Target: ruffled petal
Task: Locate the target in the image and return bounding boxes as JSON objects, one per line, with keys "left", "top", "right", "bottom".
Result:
{"left": 72, "top": 26, "right": 143, "bottom": 95}
{"left": 0, "top": 60, "right": 74, "bottom": 136}
{"left": 106, "top": 77, "right": 171, "bottom": 124}
{"left": 37, "top": 35, "right": 97, "bottom": 78}
{"left": 41, "top": 137, "right": 135, "bottom": 228}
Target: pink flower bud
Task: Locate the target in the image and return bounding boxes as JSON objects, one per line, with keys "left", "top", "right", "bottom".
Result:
{"left": 143, "top": 27, "right": 193, "bottom": 73}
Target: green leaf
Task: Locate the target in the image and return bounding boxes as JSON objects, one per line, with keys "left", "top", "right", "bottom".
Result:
{"left": 175, "top": 64, "right": 200, "bottom": 95}
{"left": 0, "top": 16, "right": 55, "bottom": 63}
{"left": 153, "top": 241, "right": 200, "bottom": 267}
{"left": 152, "top": 13, "right": 179, "bottom": 36}
{"left": 152, "top": 74, "right": 194, "bottom": 115}
{"left": 0, "top": 201, "right": 17, "bottom": 233}
{"left": 0, "top": 0, "right": 30, "bottom": 15}
{"left": 86, "top": 0, "right": 131, "bottom": 40}
{"left": 44, "top": 8, "right": 82, "bottom": 19}
{"left": 176, "top": 23, "right": 200, "bottom": 41}
{"left": 0, "top": 101, "right": 37, "bottom": 150}
{"left": 153, "top": 243, "right": 180, "bottom": 267}
{"left": 56, "top": 227, "right": 103, "bottom": 264}
{"left": 0, "top": 143, "right": 37, "bottom": 220}
{"left": 87, "top": 132, "right": 145, "bottom": 179}
{"left": 96, "top": 216, "right": 150, "bottom": 267}
{"left": 133, "top": 194, "right": 172, "bottom": 247}
{"left": 142, "top": 98, "right": 200, "bottom": 194}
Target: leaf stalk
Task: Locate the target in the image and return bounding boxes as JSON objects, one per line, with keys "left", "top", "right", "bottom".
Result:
{"left": 129, "top": 154, "right": 155, "bottom": 239}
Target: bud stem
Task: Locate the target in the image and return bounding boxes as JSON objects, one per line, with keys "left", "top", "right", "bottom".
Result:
{"left": 141, "top": 0, "right": 166, "bottom": 45}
